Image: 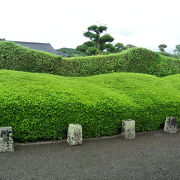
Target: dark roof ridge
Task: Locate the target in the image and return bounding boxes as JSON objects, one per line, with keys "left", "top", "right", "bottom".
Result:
{"left": 9, "top": 40, "right": 51, "bottom": 45}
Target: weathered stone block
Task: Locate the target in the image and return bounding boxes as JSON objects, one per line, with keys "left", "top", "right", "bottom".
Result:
{"left": 164, "top": 117, "right": 178, "bottom": 133}
{"left": 0, "top": 127, "right": 14, "bottom": 152}
{"left": 122, "top": 120, "right": 135, "bottom": 139}
{"left": 67, "top": 124, "right": 82, "bottom": 145}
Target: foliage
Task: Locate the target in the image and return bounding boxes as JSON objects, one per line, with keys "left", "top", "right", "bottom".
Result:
{"left": 175, "top": 55, "right": 180, "bottom": 59}
{"left": 85, "top": 47, "right": 101, "bottom": 55}
{"left": 158, "top": 51, "right": 175, "bottom": 58}
{"left": 114, "top": 43, "right": 127, "bottom": 52}
{"left": 174, "top": 44, "right": 180, "bottom": 54}
{"left": 57, "top": 48, "right": 86, "bottom": 57}
{"left": 0, "top": 41, "right": 62, "bottom": 74}
{"left": 60, "top": 48, "right": 180, "bottom": 77}
{"left": 158, "top": 47, "right": 180, "bottom": 59}
{"left": 126, "top": 44, "right": 136, "bottom": 49}
{"left": 0, "top": 70, "right": 179, "bottom": 142}
{"left": 104, "top": 43, "right": 116, "bottom": 52}
{"left": 76, "top": 25, "right": 115, "bottom": 55}
{"left": 174, "top": 44, "right": 180, "bottom": 59}
{"left": 158, "top": 44, "right": 167, "bottom": 52}
{"left": 0, "top": 42, "right": 179, "bottom": 77}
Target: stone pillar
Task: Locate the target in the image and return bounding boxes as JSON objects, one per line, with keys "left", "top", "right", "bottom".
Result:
{"left": 0, "top": 127, "right": 14, "bottom": 152}
{"left": 164, "top": 117, "right": 178, "bottom": 133}
{"left": 67, "top": 124, "right": 82, "bottom": 145}
{"left": 122, "top": 120, "right": 135, "bottom": 139}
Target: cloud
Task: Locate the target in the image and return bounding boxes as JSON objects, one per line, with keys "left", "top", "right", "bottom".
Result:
{"left": 0, "top": 0, "right": 180, "bottom": 52}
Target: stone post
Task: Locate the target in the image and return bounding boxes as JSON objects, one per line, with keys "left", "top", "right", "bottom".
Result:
{"left": 0, "top": 127, "right": 14, "bottom": 152}
{"left": 67, "top": 124, "right": 82, "bottom": 145}
{"left": 122, "top": 120, "right": 135, "bottom": 139}
{"left": 164, "top": 117, "right": 178, "bottom": 133}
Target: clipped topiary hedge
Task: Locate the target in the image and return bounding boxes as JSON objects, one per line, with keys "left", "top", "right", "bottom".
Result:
{"left": 0, "top": 70, "right": 179, "bottom": 142}
{"left": 0, "top": 41, "right": 62, "bottom": 74}
{"left": 0, "top": 42, "right": 179, "bottom": 77}
{"left": 60, "top": 48, "right": 180, "bottom": 77}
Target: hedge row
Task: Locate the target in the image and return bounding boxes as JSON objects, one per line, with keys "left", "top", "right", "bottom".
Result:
{"left": 0, "top": 70, "right": 179, "bottom": 142}
{"left": 0, "top": 41, "right": 62, "bottom": 74}
{"left": 60, "top": 48, "right": 180, "bottom": 77}
{"left": 0, "top": 42, "right": 179, "bottom": 77}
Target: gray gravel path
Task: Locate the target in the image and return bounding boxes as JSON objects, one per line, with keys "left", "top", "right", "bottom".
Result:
{"left": 0, "top": 130, "right": 180, "bottom": 180}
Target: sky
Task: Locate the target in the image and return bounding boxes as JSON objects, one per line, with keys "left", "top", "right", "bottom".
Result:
{"left": 0, "top": 0, "right": 180, "bottom": 53}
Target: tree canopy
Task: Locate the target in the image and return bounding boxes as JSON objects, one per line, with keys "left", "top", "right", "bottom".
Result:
{"left": 174, "top": 44, "right": 180, "bottom": 59}
{"left": 76, "top": 24, "right": 137, "bottom": 56}
{"left": 174, "top": 44, "right": 180, "bottom": 55}
{"left": 158, "top": 44, "right": 167, "bottom": 52}
{"left": 76, "top": 25, "right": 115, "bottom": 55}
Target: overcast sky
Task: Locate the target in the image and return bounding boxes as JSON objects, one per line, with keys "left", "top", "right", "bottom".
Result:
{"left": 1, "top": 0, "right": 180, "bottom": 52}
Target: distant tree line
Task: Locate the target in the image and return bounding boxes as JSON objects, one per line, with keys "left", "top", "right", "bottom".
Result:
{"left": 158, "top": 44, "right": 180, "bottom": 59}
{"left": 57, "top": 48, "right": 86, "bottom": 57}
{"left": 173, "top": 44, "right": 180, "bottom": 58}
{"left": 57, "top": 24, "right": 180, "bottom": 58}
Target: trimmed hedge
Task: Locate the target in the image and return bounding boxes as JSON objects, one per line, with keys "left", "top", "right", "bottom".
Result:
{"left": 60, "top": 48, "right": 180, "bottom": 77}
{"left": 0, "top": 41, "right": 62, "bottom": 74}
{"left": 0, "top": 42, "right": 179, "bottom": 77}
{"left": 0, "top": 70, "right": 179, "bottom": 142}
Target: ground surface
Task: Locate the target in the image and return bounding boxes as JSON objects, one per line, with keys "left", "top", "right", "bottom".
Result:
{"left": 0, "top": 130, "right": 180, "bottom": 180}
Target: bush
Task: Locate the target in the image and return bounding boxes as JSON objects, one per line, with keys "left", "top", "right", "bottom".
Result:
{"left": 0, "top": 41, "right": 62, "bottom": 74}
{"left": 0, "top": 70, "right": 179, "bottom": 142}
{"left": 0, "top": 42, "right": 179, "bottom": 77}
{"left": 60, "top": 48, "right": 180, "bottom": 77}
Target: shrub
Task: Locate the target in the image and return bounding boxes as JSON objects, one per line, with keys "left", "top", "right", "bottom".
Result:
{"left": 0, "top": 70, "right": 179, "bottom": 142}
{"left": 60, "top": 48, "right": 180, "bottom": 77}
{"left": 0, "top": 42, "right": 179, "bottom": 77}
{"left": 0, "top": 41, "right": 62, "bottom": 74}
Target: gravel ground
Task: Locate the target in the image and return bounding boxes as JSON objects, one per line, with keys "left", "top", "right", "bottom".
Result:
{"left": 0, "top": 130, "right": 180, "bottom": 180}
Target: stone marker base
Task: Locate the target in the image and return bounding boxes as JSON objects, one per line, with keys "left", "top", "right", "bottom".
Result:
{"left": 0, "top": 127, "right": 14, "bottom": 152}
{"left": 164, "top": 117, "right": 177, "bottom": 133}
{"left": 67, "top": 124, "right": 82, "bottom": 145}
{"left": 122, "top": 120, "right": 135, "bottom": 140}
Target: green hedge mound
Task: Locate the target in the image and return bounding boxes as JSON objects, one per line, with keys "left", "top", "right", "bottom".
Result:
{"left": 0, "top": 70, "right": 179, "bottom": 142}
{"left": 60, "top": 48, "right": 180, "bottom": 77}
{"left": 0, "top": 41, "right": 62, "bottom": 74}
{"left": 0, "top": 42, "right": 179, "bottom": 77}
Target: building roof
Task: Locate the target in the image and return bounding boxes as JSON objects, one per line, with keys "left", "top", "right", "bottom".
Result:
{"left": 0, "top": 39, "right": 68, "bottom": 57}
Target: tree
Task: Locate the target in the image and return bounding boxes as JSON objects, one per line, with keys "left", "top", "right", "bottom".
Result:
{"left": 57, "top": 48, "right": 86, "bottom": 57}
{"left": 114, "top": 43, "right": 126, "bottom": 52}
{"left": 174, "top": 44, "right": 180, "bottom": 55}
{"left": 76, "top": 44, "right": 88, "bottom": 53}
{"left": 126, "top": 44, "right": 136, "bottom": 49}
{"left": 76, "top": 25, "right": 115, "bottom": 55}
{"left": 104, "top": 43, "right": 115, "bottom": 52}
{"left": 158, "top": 44, "right": 167, "bottom": 52}
{"left": 86, "top": 47, "right": 100, "bottom": 55}
{"left": 174, "top": 44, "right": 180, "bottom": 59}
{"left": 76, "top": 41, "right": 96, "bottom": 55}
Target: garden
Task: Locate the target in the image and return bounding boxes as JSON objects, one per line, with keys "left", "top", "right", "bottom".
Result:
{"left": 0, "top": 41, "right": 179, "bottom": 142}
